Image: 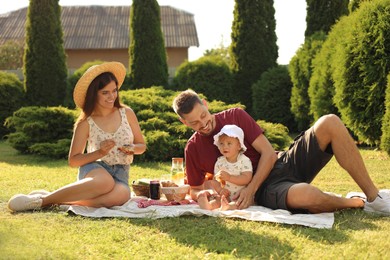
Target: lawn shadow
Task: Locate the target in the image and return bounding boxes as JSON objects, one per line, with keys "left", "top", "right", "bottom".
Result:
{"left": 288, "top": 209, "right": 378, "bottom": 244}
{"left": 128, "top": 216, "right": 294, "bottom": 258}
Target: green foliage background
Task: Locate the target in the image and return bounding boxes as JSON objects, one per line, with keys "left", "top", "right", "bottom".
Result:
{"left": 172, "top": 56, "right": 234, "bottom": 103}
{"left": 23, "top": 0, "right": 68, "bottom": 106}
{"left": 4, "top": 87, "right": 292, "bottom": 160}
{"left": 230, "top": 0, "right": 278, "bottom": 112}
{"left": 0, "top": 72, "right": 24, "bottom": 137}
{"left": 252, "top": 65, "right": 296, "bottom": 131}
{"left": 289, "top": 32, "right": 326, "bottom": 131}
{"left": 129, "top": 0, "right": 168, "bottom": 88}
{"left": 332, "top": 0, "right": 390, "bottom": 145}
{"left": 380, "top": 73, "right": 390, "bottom": 153}
{"left": 305, "top": 0, "right": 349, "bottom": 37}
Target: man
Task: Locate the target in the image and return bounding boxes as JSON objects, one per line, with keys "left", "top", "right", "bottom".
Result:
{"left": 172, "top": 89, "right": 390, "bottom": 214}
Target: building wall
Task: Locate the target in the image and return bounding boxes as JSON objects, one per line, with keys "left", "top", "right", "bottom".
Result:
{"left": 66, "top": 47, "right": 189, "bottom": 77}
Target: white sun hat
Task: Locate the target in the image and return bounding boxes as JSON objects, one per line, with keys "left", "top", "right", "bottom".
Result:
{"left": 213, "top": 124, "right": 247, "bottom": 152}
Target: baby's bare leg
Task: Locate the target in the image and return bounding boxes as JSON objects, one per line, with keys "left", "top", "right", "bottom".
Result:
{"left": 220, "top": 195, "right": 238, "bottom": 211}
{"left": 198, "top": 193, "right": 221, "bottom": 210}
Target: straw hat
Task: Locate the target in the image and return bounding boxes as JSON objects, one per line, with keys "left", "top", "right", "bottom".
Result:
{"left": 73, "top": 62, "right": 126, "bottom": 108}
{"left": 213, "top": 124, "right": 247, "bottom": 152}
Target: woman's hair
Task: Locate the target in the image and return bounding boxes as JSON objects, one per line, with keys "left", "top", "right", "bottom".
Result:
{"left": 75, "top": 72, "right": 123, "bottom": 126}
{"left": 172, "top": 89, "right": 203, "bottom": 118}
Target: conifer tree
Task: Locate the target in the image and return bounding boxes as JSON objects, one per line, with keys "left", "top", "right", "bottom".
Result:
{"left": 129, "top": 0, "right": 168, "bottom": 88}
{"left": 230, "top": 0, "right": 278, "bottom": 112}
{"left": 305, "top": 0, "right": 349, "bottom": 37}
{"left": 24, "top": 0, "right": 67, "bottom": 106}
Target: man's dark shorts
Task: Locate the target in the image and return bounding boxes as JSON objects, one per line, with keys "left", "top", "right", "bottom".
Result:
{"left": 254, "top": 127, "right": 333, "bottom": 213}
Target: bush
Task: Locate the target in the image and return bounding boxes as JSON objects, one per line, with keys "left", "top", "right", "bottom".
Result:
{"left": 289, "top": 32, "right": 326, "bottom": 131}
{"left": 380, "top": 73, "right": 390, "bottom": 155}
{"left": 257, "top": 120, "right": 292, "bottom": 151}
{"left": 4, "top": 106, "right": 76, "bottom": 158}
{"left": 121, "top": 86, "right": 242, "bottom": 161}
{"left": 252, "top": 65, "right": 296, "bottom": 131}
{"left": 332, "top": 0, "right": 390, "bottom": 145}
{"left": 0, "top": 40, "right": 24, "bottom": 70}
{"left": 4, "top": 87, "right": 290, "bottom": 161}
{"left": 172, "top": 56, "right": 234, "bottom": 103}
{"left": 0, "top": 71, "right": 24, "bottom": 138}
{"left": 308, "top": 28, "right": 341, "bottom": 121}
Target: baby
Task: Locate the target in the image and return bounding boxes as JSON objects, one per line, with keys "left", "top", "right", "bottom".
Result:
{"left": 197, "top": 125, "right": 253, "bottom": 211}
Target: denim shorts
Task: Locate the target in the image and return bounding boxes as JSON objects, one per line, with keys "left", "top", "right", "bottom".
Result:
{"left": 255, "top": 128, "right": 333, "bottom": 213}
{"left": 78, "top": 161, "right": 130, "bottom": 188}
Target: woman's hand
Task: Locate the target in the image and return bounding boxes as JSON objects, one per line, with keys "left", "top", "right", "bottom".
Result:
{"left": 118, "top": 144, "right": 135, "bottom": 155}
{"left": 98, "top": 139, "right": 116, "bottom": 156}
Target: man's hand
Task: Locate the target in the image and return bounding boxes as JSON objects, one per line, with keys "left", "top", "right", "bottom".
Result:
{"left": 232, "top": 187, "right": 255, "bottom": 209}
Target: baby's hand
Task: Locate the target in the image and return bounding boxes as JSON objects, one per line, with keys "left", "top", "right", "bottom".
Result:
{"left": 215, "top": 170, "right": 231, "bottom": 181}
{"left": 219, "top": 188, "right": 230, "bottom": 198}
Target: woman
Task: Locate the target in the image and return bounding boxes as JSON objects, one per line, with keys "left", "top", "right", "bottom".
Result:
{"left": 8, "top": 62, "right": 146, "bottom": 212}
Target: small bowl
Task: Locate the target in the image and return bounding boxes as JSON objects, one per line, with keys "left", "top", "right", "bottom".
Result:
{"left": 161, "top": 185, "right": 190, "bottom": 202}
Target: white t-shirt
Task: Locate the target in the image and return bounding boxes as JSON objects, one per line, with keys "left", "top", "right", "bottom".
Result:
{"left": 214, "top": 153, "right": 253, "bottom": 200}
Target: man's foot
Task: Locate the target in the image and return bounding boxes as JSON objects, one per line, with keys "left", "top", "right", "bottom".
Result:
{"left": 8, "top": 194, "right": 43, "bottom": 212}
{"left": 364, "top": 190, "right": 390, "bottom": 216}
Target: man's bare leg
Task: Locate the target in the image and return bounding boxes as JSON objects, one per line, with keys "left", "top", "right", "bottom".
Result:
{"left": 314, "top": 114, "right": 379, "bottom": 201}
{"left": 287, "top": 183, "right": 364, "bottom": 213}
{"left": 286, "top": 114, "right": 378, "bottom": 213}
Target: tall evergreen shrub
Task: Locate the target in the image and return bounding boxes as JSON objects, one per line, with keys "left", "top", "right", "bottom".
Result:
{"left": 289, "top": 32, "right": 326, "bottom": 131}
{"left": 129, "top": 0, "right": 168, "bottom": 88}
{"left": 305, "top": 0, "right": 349, "bottom": 37}
{"left": 24, "top": 0, "right": 67, "bottom": 106}
{"left": 252, "top": 65, "right": 296, "bottom": 131}
{"left": 230, "top": 0, "right": 278, "bottom": 112}
{"left": 380, "top": 73, "right": 390, "bottom": 154}
{"left": 332, "top": 0, "right": 390, "bottom": 144}
{"left": 309, "top": 26, "right": 345, "bottom": 121}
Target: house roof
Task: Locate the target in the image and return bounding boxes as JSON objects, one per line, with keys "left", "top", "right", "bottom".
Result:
{"left": 0, "top": 5, "right": 199, "bottom": 49}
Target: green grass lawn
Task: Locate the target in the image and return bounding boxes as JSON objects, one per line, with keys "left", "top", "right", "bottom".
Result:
{"left": 1, "top": 141, "right": 389, "bottom": 259}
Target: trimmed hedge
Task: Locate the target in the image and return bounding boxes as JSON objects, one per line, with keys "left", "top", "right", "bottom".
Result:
{"left": 5, "top": 106, "right": 76, "bottom": 158}
{"left": 0, "top": 71, "right": 24, "bottom": 138}
{"left": 5, "top": 87, "right": 292, "bottom": 160}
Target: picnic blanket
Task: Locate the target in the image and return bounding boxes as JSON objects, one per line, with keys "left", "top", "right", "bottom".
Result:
{"left": 67, "top": 196, "right": 334, "bottom": 229}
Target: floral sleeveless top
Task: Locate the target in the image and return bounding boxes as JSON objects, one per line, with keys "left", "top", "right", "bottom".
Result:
{"left": 87, "top": 108, "right": 134, "bottom": 165}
